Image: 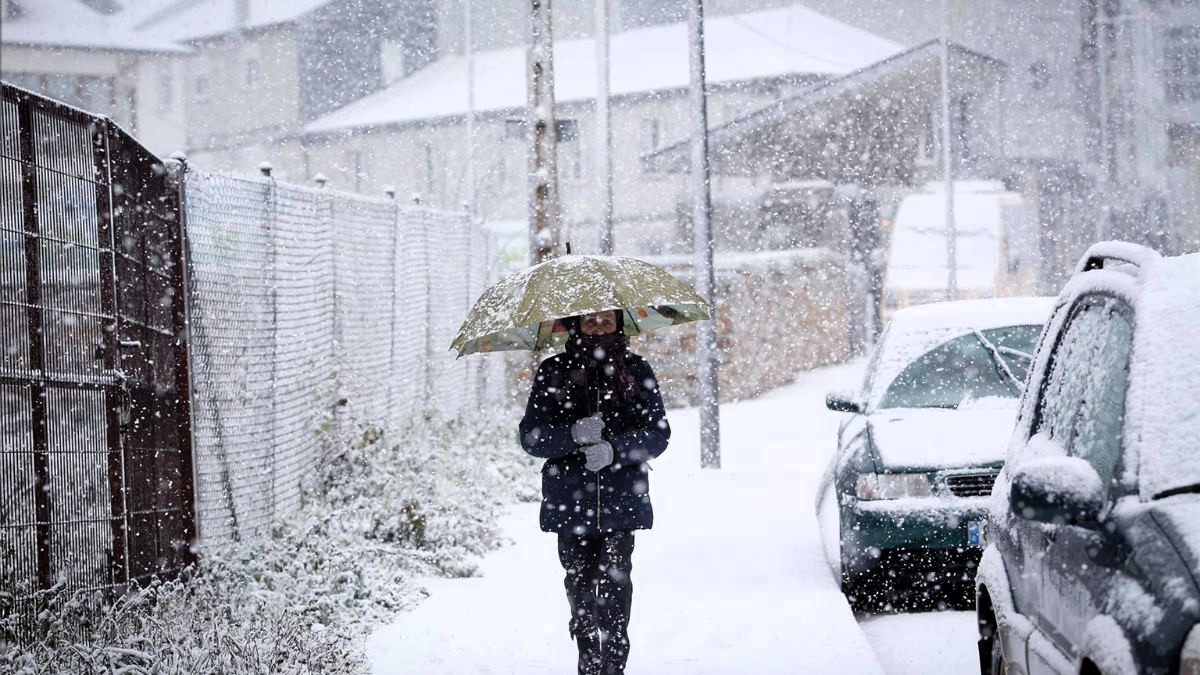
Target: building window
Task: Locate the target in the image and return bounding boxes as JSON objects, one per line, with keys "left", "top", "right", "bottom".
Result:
{"left": 642, "top": 116, "right": 661, "bottom": 154}
{"left": 1166, "top": 26, "right": 1200, "bottom": 103}
{"left": 423, "top": 142, "right": 436, "bottom": 197}
{"left": 921, "top": 107, "right": 937, "bottom": 160}
{"left": 1029, "top": 60, "right": 1050, "bottom": 91}
{"left": 194, "top": 76, "right": 210, "bottom": 102}
{"left": 158, "top": 73, "right": 173, "bottom": 112}
{"left": 3, "top": 73, "right": 113, "bottom": 113}
{"left": 244, "top": 59, "right": 259, "bottom": 90}
{"left": 352, "top": 150, "right": 365, "bottom": 192}
{"left": 956, "top": 95, "right": 972, "bottom": 161}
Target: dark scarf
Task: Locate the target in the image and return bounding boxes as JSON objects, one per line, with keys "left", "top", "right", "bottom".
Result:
{"left": 563, "top": 318, "right": 639, "bottom": 408}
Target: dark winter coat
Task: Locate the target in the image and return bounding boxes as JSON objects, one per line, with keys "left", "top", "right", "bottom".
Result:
{"left": 519, "top": 350, "right": 670, "bottom": 535}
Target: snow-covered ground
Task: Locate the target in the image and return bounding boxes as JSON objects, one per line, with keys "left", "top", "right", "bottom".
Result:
{"left": 367, "top": 362, "right": 978, "bottom": 674}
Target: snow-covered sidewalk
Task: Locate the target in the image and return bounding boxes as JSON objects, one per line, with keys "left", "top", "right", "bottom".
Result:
{"left": 367, "top": 363, "right": 884, "bottom": 674}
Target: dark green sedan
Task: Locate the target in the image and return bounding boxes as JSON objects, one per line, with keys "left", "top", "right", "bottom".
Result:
{"left": 816, "top": 297, "right": 1053, "bottom": 610}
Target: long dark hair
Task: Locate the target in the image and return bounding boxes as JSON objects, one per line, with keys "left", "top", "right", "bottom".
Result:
{"left": 562, "top": 312, "right": 640, "bottom": 406}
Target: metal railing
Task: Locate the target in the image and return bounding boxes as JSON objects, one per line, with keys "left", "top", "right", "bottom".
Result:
{"left": 1, "top": 82, "right": 197, "bottom": 634}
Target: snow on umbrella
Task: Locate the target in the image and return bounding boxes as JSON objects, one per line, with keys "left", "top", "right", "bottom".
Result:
{"left": 451, "top": 255, "right": 711, "bottom": 357}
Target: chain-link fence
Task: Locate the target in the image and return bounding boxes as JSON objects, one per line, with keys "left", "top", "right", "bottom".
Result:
{"left": 184, "top": 170, "right": 502, "bottom": 546}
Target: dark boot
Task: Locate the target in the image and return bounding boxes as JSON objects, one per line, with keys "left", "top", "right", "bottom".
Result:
{"left": 570, "top": 616, "right": 602, "bottom": 675}
{"left": 600, "top": 629, "right": 628, "bottom": 675}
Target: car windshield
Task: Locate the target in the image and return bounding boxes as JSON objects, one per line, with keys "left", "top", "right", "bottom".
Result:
{"left": 878, "top": 325, "right": 1042, "bottom": 410}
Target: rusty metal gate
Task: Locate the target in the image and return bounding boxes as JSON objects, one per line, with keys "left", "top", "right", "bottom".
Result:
{"left": 0, "top": 82, "right": 196, "bottom": 630}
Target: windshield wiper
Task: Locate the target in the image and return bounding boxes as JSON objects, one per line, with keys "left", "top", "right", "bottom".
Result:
{"left": 1154, "top": 483, "right": 1200, "bottom": 500}
{"left": 972, "top": 329, "right": 1024, "bottom": 392}
{"left": 996, "top": 345, "right": 1033, "bottom": 361}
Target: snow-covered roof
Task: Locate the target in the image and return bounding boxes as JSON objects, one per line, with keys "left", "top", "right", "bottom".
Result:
{"left": 128, "top": 0, "right": 335, "bottom": 44}
{"left": 643, "top": 39, "right": 1005, "bottom": 173}
{"left": 304, "top": 3, "right": 903, "bottom": 134}
{"left": 2, "top": 0, "right": 188, "bottom": 52}
{"left": 885, "top": 181, "right": 1027, "bottom": 295}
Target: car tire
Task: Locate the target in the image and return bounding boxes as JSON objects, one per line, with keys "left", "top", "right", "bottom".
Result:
{"left": 841, "top": 568, "right": 877, "bottom": 613}
{"left": 988, "top": 630, "right": 1005, "bottom": 675}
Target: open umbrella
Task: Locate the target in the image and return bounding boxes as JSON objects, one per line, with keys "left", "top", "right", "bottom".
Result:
{"left": 450, "top": 255, "right": 710, "bottom": 357}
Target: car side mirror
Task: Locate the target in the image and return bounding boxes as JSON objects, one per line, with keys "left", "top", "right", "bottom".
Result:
{"left": 825, "top": 390, "right": 863, "bottom": 414}
{"left": 1009, "top": 456, "right": 1105, "bottom": 528}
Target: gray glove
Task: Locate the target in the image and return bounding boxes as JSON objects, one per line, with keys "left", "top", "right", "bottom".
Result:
{"left": 582, "top": 441, "right": 614, "bottom": 472}
{"left": 571, "top": 413, "right": 605, "bottom": 446}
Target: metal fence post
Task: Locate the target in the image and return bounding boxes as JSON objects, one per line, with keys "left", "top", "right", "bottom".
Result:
{"left": 262, "top": 165, "right": 279, "bottom": 522}
{"left": 387, "top": 189, "right": 399, "bottom": 415}
{"left": 166, "top": 153, "right": 201, "bottom": 561}
{"left": 16, "top": 96, "right": 53, "bottom": 592}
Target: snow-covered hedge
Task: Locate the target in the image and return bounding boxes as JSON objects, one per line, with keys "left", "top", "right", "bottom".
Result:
{"left": 1, "top": 409, "right": 538, "bottom": 674}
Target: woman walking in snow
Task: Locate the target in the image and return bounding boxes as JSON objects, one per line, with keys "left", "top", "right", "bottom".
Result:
{"left": 519, "top": 309, "right": 671, "bottom": 675}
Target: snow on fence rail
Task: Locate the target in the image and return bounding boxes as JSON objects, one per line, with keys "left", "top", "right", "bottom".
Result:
{"left": 183, "top": 170, "right": 500, "bottom": 545}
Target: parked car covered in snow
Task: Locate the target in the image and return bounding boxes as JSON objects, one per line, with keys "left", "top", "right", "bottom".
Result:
{"left": 976, "top": 243, "right": 1200, "bottom": 675}
{"left": 817, "top": 297, "right": 1054, "bottom": 610}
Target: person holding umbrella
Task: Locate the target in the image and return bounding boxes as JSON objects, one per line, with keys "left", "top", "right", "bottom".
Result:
{"left": 451, "top": 254, "right": 710, "bottom": 674}
{"left": 519, "top": 308, "right": 669, "bottom": 675}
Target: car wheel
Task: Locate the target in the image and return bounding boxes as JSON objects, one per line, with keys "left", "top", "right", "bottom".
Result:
{"left": 988, "top": 631, "right": 1005, "bottom": 675}
{"left": 841, "top": 568, "right": 878, "bottom": 612}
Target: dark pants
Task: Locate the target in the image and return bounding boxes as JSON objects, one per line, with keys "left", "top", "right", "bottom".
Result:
{"left": 557, "top": 531, "right": 635, "bottom": 675}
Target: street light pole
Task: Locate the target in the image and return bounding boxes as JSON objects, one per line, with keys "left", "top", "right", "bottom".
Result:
{"left": 687, "top": 0, "right": 721, "bottom": 469}
{"left": 1096, "top": 5, "right": 1112, "bottom": 243}
{"left": 465, "top": 0, "right": 475, "bottom": 219}
{"left": 940, "top": 0, "right": 959, "bottom": 301}
{"left": 595, "top": 0, "right": 614, "bottom": 255}
{"left": 528, "top": 0, "right": 561, "bottom": 264}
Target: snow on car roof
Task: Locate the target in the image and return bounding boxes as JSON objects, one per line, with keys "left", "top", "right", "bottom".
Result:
{"left": 865, "top": 297, "right": 1056, "bottom": 407}
{"left": 888, "top": 297, "right": 1057, "bottom": 334}
{"left": 1126, "top": 252, "right": 1200, "bottom": 500}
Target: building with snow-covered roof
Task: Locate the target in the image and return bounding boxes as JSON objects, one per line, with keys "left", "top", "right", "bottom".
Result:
{"left": 0, "top": 0, "right": 191, "bottom": 154}
{"left": 124, "top": 0, "right": 437, "bottom": 179}
{"left": 1, "top": 0, "right": 438, "bottom": 170}
{"left": 297, "top": 2, "right": 903, "bottom": 255}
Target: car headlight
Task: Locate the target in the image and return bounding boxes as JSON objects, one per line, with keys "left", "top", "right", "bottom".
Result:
{"left": 856, "top": 473, "right": 933, "bottom": 500}
{"left": 1182, "top": 625, "right": 1200, "bottom": 675}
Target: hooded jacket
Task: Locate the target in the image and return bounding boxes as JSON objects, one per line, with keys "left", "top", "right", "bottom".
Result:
{"left": 519, "top": 332, "right": 670, "bottom": 534}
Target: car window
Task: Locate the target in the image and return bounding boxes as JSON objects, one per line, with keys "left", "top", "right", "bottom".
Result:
{"left": 860, "top": 325, "right": 891, "bottom": 401}
{"left": 1033, "top": 302, "right": 1106, "bottom": 450}
{"left": 878, "top": 325, "right": 1042, "bottom": 409}
{"left": 1071, "top": 301, "right": 1133, "bottom": 493}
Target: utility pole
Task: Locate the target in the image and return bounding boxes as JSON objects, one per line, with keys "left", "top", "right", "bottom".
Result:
{"left": 940, "top": 0, "right": 959, "bottom": 300}
{"left": 464, "top": 0, "right": 475, "bottom": 219}
{"left": 1096, "top": 3, "right": 1112, "bottom": 243}
{"left": 687, "top": 0, "right": 720, "bottom": 469}
{"left": 528, "top": 0, "right": 561, "bottom": 264}
{"left": 595, "top": 0, "right": 614, "bottom": 254}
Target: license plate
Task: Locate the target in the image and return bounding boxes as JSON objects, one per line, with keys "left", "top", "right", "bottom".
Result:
{"left": 967, "top": 521, "right": 984, "bottom": 547}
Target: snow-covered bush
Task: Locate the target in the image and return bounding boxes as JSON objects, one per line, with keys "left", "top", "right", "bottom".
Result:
{"left": 1, "top": 408, "right": 538, "bottom": 674}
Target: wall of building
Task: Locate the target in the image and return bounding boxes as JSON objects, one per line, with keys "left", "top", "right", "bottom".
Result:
{"left": 296, "top": 76, "right": 816, "bottom": 258}
{"left": 185, "top": 26, "right": 302, "bottom": 152}
{"left": 1, "top": 44, "right": 187, "bottom": 155}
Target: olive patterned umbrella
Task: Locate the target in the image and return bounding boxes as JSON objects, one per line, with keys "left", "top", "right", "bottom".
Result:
{"left": 450, "top": 255, "right": 710, "bottom": 357}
